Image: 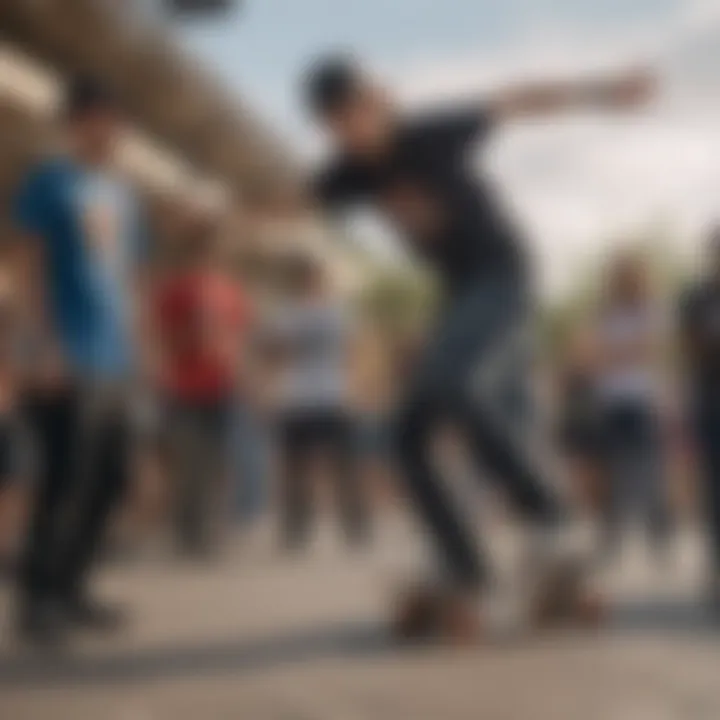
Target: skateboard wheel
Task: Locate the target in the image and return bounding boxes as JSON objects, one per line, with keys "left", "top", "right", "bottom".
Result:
{"left": 391, "top": 585, "right": 440, "bottom": 641}
{"left": 573, "top": 591, "right": 606, "bottom": 628}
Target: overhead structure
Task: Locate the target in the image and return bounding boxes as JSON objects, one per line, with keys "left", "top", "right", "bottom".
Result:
{"left": 0, "top": 0, "right": 367, "bottom": 292}
{"left": 0, "top": 0, "right": 301, "bottom": 206}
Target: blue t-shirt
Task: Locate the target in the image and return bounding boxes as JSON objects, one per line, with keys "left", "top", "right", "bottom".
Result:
{"left": 13, "top": 157, "right": 147, "bottom": 378}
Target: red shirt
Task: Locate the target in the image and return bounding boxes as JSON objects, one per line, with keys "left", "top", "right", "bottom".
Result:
{"left": 155, "top": 271, "right": 250, "bottom": 402}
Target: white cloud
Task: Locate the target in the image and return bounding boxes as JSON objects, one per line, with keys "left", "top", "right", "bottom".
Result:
{"left": 379, "top": 0, "right": 720, "bottom": 299}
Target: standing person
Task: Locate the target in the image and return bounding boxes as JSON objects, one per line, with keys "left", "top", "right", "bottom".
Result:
{"left": 269, "top": 253, "right": 369, "bottom": 551}
{"left": 300, "top": 56, "right": 654, "bottom": 638}
{"left": 595, "top": 255, "right": 672, "bottom": 561}
{"left": 0, "top": 272, "right": 24, "bottom": 573}
{"left": 679, "top": 228, "right": 720, "bottom": 610}
{"left": 154, "top": 213, "right": 252, "bottom": 557}
{"left": 11, "top": 77, "right": 150, "bottom": 644}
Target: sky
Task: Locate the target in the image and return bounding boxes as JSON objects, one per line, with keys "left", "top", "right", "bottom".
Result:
{"left": 173, "top": 0, "right": 720, "bottom": 298}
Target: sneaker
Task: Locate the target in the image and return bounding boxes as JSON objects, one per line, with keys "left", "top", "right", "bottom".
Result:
{"left": 62, "top": 594, "right": 127, "bottom": 633}
{"left": 16, "top": 599, "right": 67, "bottom": 647}
{"left": 434, "top": 591, "right": 484, "bottom": 645}
{"left": 391, "top": 582, "right": 484, "bottom": 645}
{"left": 391, "top": 582, "right": 440, "bottom": 642}
{"left": 705, "top": 576, "right": 720, "bottom": 620}
{"left": 523, "top": 522, "right": 600, "bottom": 628}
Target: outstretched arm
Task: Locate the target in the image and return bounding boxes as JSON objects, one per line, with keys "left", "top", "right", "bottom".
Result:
{"left": 485, "top": 67, "right": 655, "bottom": 123}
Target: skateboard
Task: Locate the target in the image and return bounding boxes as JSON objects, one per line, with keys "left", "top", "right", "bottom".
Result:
{"left": 391, "top": 572, "right": 605, "bottom": 646}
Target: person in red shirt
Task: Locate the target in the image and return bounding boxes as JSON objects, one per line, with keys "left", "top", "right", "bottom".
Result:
{"left": 155, "top": 213, "right": 251, "bottom": 555}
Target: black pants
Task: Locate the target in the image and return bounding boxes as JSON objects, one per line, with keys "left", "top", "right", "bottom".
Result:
{"left": 165, "top": 399, "right": 233, "bottom": 555}
{"left": 694, "top": 392, "right": 720, "bottom": 574}
{"left": 394, "top": 277, "right": 563, "bottom": 591}
{"left": 600, "top": 400, "right": 670, "bottom": 556}
{"left": 278, "top": 409, "right": 367, "bottom": 546}
{"left": 0, "top": 416, "right": 16, "bottom": 488}
{"left": 19, "top": 384, "right": 131, "bottom": 604}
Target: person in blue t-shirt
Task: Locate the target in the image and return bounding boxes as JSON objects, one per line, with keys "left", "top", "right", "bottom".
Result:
{"left": 11, "top": 76, "right": 149, "bottom": 645}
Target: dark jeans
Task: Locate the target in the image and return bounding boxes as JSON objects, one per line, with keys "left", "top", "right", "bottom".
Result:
{"left": 165, "top": 398, "right": 233, "bottom": 555}
{"left": 233, "top": 402, "right": 270, "bottom": 525}
{"left": 394, "top": 276, "right": 563, "bottom": 591}
{"left": 278, "top": 408, "right": 368, "bottom": 546}
{"left": 600, "top": 400, "right": 670, "bottom": 556}
{"left": 693, "top": 392, "right": 720, "bottom": 574}
{"left": 19, "top": 383, "right": 131, "bottom": 605}
{"left": 0, "top": 415, "right": 17, "bottom": 487}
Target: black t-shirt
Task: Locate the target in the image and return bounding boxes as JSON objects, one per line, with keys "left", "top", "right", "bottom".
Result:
{"left": 679, "top": 280, "right": 720, "bottom": 391}
{"left": 313, "top": 106, "right": 525, "bottom": 291}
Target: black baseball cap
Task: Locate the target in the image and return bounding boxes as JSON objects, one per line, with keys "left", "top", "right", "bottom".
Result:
{"left": 304, "top": 54, "right": 365, "bottom": 118}
{"left": 63, "top": 75, "right": 119, "bottom": 120}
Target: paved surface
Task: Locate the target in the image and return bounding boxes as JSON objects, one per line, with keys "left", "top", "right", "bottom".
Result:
{"left": 0, "top": 517, "right": 719, "bottom": 720}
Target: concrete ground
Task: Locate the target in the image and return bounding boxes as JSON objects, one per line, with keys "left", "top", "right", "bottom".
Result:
{"left": 0, "top": 517, "right": 718, "bottom": 720}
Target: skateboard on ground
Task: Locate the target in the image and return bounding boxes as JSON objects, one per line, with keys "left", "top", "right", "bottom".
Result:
{"left": 391, "top": 573, "right": 605, "bottom": 645}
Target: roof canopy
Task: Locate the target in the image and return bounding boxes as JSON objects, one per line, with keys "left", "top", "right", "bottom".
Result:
{"left": 0, "top": 0, "right": 301, "bottom": 205}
